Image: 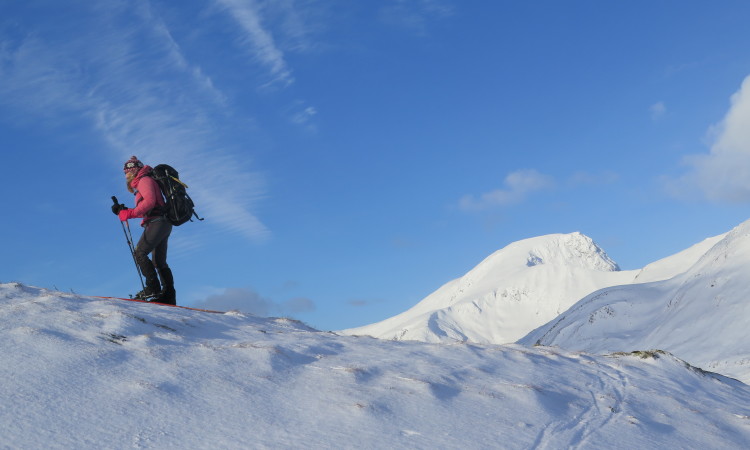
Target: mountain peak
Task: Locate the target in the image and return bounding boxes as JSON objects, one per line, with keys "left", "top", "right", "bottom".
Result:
{"left": 343, "top": 231, "right": 630, "bottom": 344}
{"left": 519, "top": 218, "right": 750, "bottom": 383}
{"left": 490, "top": 232, "right": 620, "bottom": 272}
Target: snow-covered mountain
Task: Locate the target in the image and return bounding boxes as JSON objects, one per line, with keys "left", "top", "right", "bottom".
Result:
{"left": 344, "top": 233, "right": 660, "bottom": 344}
{"left": 3, "top": 282, "right": 750, "bottom": 448}
{"left": 632, "top": 233, "right": 726, "bottom": 283}
{"left": 520, "top": 220, "right": 750, "bottom": 383}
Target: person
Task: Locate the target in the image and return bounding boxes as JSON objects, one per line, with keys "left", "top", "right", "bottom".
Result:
{"left": 112, "top": 156, "right": 177, "bottom": 305}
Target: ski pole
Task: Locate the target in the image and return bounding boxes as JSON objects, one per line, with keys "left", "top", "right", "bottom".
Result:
{"left": 123, "top": 221, "right": 146, "bottom": 294}
{"left": 112, "top": 196, "right": 145, "bottom": 295}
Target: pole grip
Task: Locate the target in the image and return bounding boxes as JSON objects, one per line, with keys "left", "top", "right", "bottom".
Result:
{"left": 112, "top": 196, "right": 119, "bottom": 206}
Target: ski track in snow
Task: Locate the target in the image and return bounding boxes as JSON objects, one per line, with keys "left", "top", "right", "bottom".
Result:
{"left": 3, "top": 283, "right": 750, "bottom": 448}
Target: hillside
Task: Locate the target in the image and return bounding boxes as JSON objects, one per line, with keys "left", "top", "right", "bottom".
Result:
{"left": 344, "top": 233, "right": 638, "bottom": 344}
{"left": 344, "top": 231, "right": 727, "bottom": 346}
{"left": 3, "top": 282, "right": 750, "bottom": 448}
{"left": 520, "top": 220, "right": 750, "bottom": 384}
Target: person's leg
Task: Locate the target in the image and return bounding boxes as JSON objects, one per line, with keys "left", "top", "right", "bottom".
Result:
{"left": 156, "top": 267, "right": 176, "bottom": 304}
{"left": 152, "top": 223, "right": 176, "bottom": 304}
{"left": 134, "top": 221, "right": 171, "bottom": 299}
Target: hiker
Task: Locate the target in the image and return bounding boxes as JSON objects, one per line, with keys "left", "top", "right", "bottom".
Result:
{"left": 112, "top": 156, "right": 177, "bottom": 305}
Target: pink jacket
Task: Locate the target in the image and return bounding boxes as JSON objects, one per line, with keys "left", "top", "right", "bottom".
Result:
{"left": 121, "top": 166, "right": 166, "bottom": 225}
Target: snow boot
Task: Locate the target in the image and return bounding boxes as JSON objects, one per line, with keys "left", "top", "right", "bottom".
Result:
{"left": 155, "top": 267, "right": 176, "bottom": 305}
{"left": 135, "top": 277, "right": 161, "bottom": 301}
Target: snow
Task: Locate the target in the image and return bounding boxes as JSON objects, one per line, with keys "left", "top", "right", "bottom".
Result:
{"left": 6, "top": 221, "right": 750, "bottom": 447}
{"left": 631, "top": 233, "right": 726, "bottom": 283}
{"left": 520, "top": 220, "right": 750, "bottom": 384}
{"left": 342, "top": 233, "right": 641, "bottom": 344}
{"left": 4, "top": 282, "right": 750, "bottom": 448}
{"left": 342, "top": 231, "right": 729, "bottom": 347}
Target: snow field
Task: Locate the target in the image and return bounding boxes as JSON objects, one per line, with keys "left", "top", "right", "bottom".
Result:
{"left": 343, "top": 231, "right": 727, "bottom": 347}
{"left": 521, "top": 219, "right": 750, "bottom": 384}
{"left": 2, "top": 283, "right": 750, "bottom": 448}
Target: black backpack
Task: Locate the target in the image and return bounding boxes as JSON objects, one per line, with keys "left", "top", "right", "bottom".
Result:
{"left": 150, "top": 164, "right": 204, "bottom": 226}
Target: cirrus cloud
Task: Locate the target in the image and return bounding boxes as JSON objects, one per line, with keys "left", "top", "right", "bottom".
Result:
{"left": 650, "top": 101, "right": 667, "bottom": 121}
{"left": 214, "top": 0, "right": 294, "bottom": 87}
{"left": 459, "top": 169, "right": 555, "bottom": 212}
{"left": 0, "top": 1, "right": 274, "bottom": 243}
{"left": 379, "top": 0, "right": 454, "bottom": 36}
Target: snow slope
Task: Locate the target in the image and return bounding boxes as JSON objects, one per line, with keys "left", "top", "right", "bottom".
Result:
{"left": 343, "top": 233, "right": 640, "bottom": 344}
{"left": 632, "top": 233, "right": 726, "bottom": 283}
{"left": 3, "top": 283, "right": 750, "bottom": 449}
{"left": 344, "top": 231, "right": 726, "bottom": 346}
{"left": 520, "top": 220, "right": 750, "bottom": 384}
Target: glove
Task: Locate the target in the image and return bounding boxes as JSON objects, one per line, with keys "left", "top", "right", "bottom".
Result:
{"left": 118, "top": 209, "right": 131, "bottom": 222}
{"left": 111, "top": 204, "right": 127, "bottom": 215}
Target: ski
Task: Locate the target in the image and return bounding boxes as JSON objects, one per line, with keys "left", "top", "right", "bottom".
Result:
{"left": 92, "top": 296, "right": 224, "bottom": 314}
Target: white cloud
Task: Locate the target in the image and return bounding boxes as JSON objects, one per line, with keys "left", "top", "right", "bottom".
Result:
{"left": 263, "top": 0, "right": 324, "bottom": 53}
{"left": 215, "top": 0, "right": 294, "bottom": 87}
{"left": 148, "top": 11, "right": 228, "bottom": 107}
{"left": 459, "top": 169, "right": 555, "bottom": 212}
{"left": 650, "top": 101, "right": 666, "bottom": 121}
{"left": 0, "top": 1, "right": 270, "bottom": 242}
{"left": 380, "top": 0, "right": 454, "bottom": 36}
{"left": 668, "top": 75, "right": 750, "bottom": 203}
{"left": 213, "top": 1, "right": 320, "bottom": 128}
{"left": 289, "top": 103, "right": 318, "bottom": 130}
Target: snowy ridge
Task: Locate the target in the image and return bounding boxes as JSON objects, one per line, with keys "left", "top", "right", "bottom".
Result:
{"left": 520, "top": 220, "right": 750, "bottom": 384}
{"left": 344, "top": 230, "right": 727, "bottom": 347}
{"left": 3, "top": 283, "right": 750, "bottom": 448}
{"left": 632, "top": 233, "right": 726, "bottom": 283}
{"left": 343, "top": 233, "right": 638, "bottom": 344}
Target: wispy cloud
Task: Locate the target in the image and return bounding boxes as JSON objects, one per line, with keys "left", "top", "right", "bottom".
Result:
{"left": 193, "top": 287, "right": 315, "bottom": 316}
{"left": 666, "top": 75, "right": 750, "bottom": 203}
{"left": 0, "top": 1, "right": 270, "bottom": 242}
{"left": 214, "top": 0, "right": 294, "bottom": 87}
{"left": 146, "top": 8, "right": 229, "bottom": 107}
{"left": 288, "top": 102, "right": 318, "bottom": 131}
{"left": 262, "top": 0, "right": 325, "bottom": 53}
{"left": 212, "top": 0, "right": 323, "bottom": 129}
{"left": 380, "top": 0, "right": 454, "bottom": 36}
{"left": 650, "top": 101, "right": 667, "bottom": 121}
{"left": 459, "top": 169, "right": 555, "bottom": 212}
{"left": 0, "top": 34, "right": 89, "bottom": 120}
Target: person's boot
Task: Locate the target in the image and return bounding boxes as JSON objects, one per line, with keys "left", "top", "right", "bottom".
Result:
{"left": 135, "top": 277, "right": 161, "bottom": 300}
{"left": 155, "top": 267, "right": 176, "bottom": 305}
{"left": 134, "top": 254, "right": 161, "bottom": 301}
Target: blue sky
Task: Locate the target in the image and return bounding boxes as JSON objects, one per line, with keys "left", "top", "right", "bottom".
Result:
{"left": 2, "top": 0, "right": 750, "bottom": 331}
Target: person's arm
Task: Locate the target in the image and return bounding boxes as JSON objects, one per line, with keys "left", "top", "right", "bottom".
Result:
{"left": 120, "top": 177, "right": 160, "bottom": 220}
